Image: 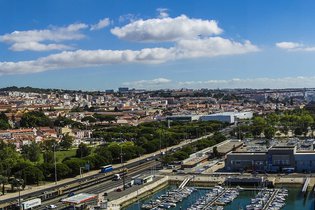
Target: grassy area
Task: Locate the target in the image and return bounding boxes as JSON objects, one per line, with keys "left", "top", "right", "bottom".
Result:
{"left": 39, "top": 149, "right": 77, "bottom": 163}
{"left": 55, "top": 149, "right": 76, "bottom": 162}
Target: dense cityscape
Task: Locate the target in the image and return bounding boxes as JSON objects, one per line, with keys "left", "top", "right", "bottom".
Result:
{"left": 0, "top": 86, "right": 314, "bottom": 209}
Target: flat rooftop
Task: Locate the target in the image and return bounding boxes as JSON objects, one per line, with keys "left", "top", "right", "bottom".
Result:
{"left": 61, "top": 193, "right": 97, "bottom": 204}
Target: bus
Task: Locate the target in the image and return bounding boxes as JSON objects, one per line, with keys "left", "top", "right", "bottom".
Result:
{"left": 100, "top": 165, "right": 113, "bottom": 173}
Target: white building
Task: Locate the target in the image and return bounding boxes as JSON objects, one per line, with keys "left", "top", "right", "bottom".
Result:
{"left": 200, "top": 111, "right": 253, "bottom": 124}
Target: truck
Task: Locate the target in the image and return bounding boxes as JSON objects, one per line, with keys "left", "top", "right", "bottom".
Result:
{"left": 113, "top": 174, "right": 121, "bottom": 181}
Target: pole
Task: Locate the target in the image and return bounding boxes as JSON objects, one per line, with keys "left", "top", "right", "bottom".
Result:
{"left": 159, "top": 127, "right": 162, "bottom": 155}
{"left": 54, "top": 144, "right": 57, "bottom": 185}
{"left": 120, "top": 145, "right": 126, "bottom": 190}
{"left": 18, "top": 187, "right": 21, "bottom": 210}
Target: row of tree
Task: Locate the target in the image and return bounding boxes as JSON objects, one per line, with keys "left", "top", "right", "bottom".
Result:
{"left": 230, "top": 109, "right": 315, "bottom": 139}
{"left": 161, "top": 132, "right": 227, "bottom": 165}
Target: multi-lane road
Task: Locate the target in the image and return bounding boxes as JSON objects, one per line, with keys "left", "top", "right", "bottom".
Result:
{"left": 36, "top": 160, "right": 160, "bottom": 210}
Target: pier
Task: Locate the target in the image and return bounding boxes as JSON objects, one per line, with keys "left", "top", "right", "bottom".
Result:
{"left": 262, "top": 189, "right": 279, "bottom": 210}
{"left": 201, "top": 189, "right": 228, "bottom": 209}
{"left": 178, "top": 176, "right": 192, "bottom": 189}
{"left": 302, "top": 177, "right": 310, "bottom": 193}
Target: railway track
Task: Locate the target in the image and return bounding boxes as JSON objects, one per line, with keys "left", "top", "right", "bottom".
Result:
{"left": 36, "top": 161, "right": 160, "bottom": 210}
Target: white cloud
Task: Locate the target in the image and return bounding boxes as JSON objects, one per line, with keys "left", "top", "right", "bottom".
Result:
{"left": 0, "top": 37, "right": 258, "bottom": 75}
{"left": 157, "top": 8, "right": 169, "bottom": 18}
{"left": 177, "top": 76, "right": 315, "bottom": 89}
{"left": 123, "top": 78, "right": 171, "bottom": 88}
{"left": 276, "top": 41, "right": 315, "bottom": 52}
{"left": 276, "top": 42, "right": 302, "bottom": 49}
{"left": 111, "top": 15, "right": 223, "bottom": 42}
{"left": 90, "top": 18, "right": 110, "bottom": 31}
{"left": 10, "top": 42, "right": 72, "bottom": 52}
{"left": 0, "top": 23, "right": 88, "bottom": 51}
{"left": 175, "top": 37, "right": 259, "bottom": 58}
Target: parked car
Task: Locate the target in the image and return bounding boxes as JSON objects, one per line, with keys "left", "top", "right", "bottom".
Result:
{"left": 46, "top": 204, "right": 57, "bottom": 209}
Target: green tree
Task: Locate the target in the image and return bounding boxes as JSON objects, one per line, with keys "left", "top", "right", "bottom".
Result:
{"left": 9, "top": 178, "right": 24, "bottom": 191}
{"left": 63, "top": 158, "right": 85, "bottom": 176}
{"left": 20, "top": 111, "right": 51, "bottom": 127}
{"left": 21, "top": 142, "right": 41, "bottom": 162}
{"left": 251, "top": 116, "right": 267, "bottom": 137}
{"left": 264, "top": 126, "right": 276, "bottom": 139}
{"left": 81, "top": 116, "right": 97, "bottom": 123}
{"left": 213, "top": 146, "right": 219, "bottom": 157}
{"left": 59, "top": 134, "right": 74, "bottom": 150}
{"left": 0, "top": 112, "right": 10, "bottom": 129}
{"left": 76, "top": 143, "right": 91, "bottom": 158}
{"left": 93, "top": 114, "right": 117, "bottom": 123}
{"left": 56, "top": 163, "right": 72, "bottom": 179}
{"left": 172, "top": 151, "right": 189, "bottom": 161}
{"left": 95, "top": 146, "right": 113, "bottom": 163}
{"left": 0, "top": 175, "right": 8, "bottom": 195}
{"left": 43, "top": 151, "right": 54, "bottom": 164}
{"left": 21, "top": 165, "right": 44, "bottom": 185}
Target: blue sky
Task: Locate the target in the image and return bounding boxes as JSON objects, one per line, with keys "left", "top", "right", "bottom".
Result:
{"left": 1, "top": 0, "right": 315, "bottom": 90}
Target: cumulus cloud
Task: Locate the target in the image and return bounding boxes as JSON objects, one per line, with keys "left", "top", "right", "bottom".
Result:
{"left": 157, "top": 8, "right": 169, "bottom": 18}
{"left": 175, "top": 37, "right": 259, "bottom": 58}
{"left": 0, "top": 37, "right": 258, "bottom": 75}
{"left": 111, "top": 15, "right": 223, "bottom": 42}
{"left": 90, "top": 18, "right": 110, "bottom": 31}
{"left": 0, "top": 23, "right": 88, "bottom": 51}
{"left": 123, "top": 78, "right": 171, "bottom": 88}
{"left": 276, "top": 41, "right": 315, "bottom": 52}
{"left": 177, "top": 76, "right": 315, "bottom": 89}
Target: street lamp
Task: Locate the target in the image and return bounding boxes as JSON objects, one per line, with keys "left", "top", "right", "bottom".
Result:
{"left": 53, "top": 144, "right": 57, "bottom": 185}
{"left": 79, "top": 167, "right": 85, "bottom": 178}
{"left": 120, "top": 144, "right": 126, "bottom": 190}
{"left": 11, "top": 178, "right": 24, "bottom": 210}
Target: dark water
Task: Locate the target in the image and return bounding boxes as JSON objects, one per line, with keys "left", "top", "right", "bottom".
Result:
{"left": 125, "top": 186, "right": 315, "bottom": 210}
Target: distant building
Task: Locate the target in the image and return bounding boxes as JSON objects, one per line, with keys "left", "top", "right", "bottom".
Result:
{"left": 105, "top": 89, "right": 114, "bottom": 94}
{"left": 118, "top": 87, "right": 129, "bottom": 93}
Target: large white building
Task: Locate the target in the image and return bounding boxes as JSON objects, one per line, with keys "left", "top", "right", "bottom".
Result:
{"left": 200, "top": 112, "right": 253, "bottom": 124}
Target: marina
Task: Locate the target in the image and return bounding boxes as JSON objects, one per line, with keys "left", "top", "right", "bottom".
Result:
{"left": 125, "top": 186, "right": 314, "bottom": 210}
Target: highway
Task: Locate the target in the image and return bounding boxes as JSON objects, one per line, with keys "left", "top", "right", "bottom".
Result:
{"left": 35, "top": 160, "right": 160, "bottom": 210}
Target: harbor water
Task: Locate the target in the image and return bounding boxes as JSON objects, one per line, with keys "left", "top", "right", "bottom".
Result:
{"left": 125, "top": 186, "right": 315, "bottom": 210}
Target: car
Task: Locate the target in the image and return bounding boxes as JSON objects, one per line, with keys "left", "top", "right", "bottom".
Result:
{"left": 116, "top": 188, "right": 122, "bottom": 192}
{"left": 46, "top": 204, "right": 57, "bottom": 209}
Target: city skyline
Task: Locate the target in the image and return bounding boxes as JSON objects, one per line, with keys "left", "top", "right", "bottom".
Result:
{"left": 1, "top": 0, "right": 315, "bottom": 90}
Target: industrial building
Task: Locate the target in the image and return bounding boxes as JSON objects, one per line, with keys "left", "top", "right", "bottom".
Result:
{"left": 225, "top": 145, "right": 315, "bottom": 173}
{"left": 200, "top": 112, "right": 253, "bottom": 124}
{"left": 165, "top": 111, "right": 253, "bottom": 123}
{"left": 165, "top": 115, "right": 201, "bottom": 122}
